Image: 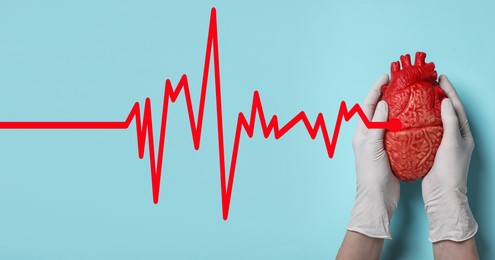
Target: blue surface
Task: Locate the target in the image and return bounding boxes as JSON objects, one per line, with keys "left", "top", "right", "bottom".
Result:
{"left": 0, "top": 1, "right": 494, "bottom": 259}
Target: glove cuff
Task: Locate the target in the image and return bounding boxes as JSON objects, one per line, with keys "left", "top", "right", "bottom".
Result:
{"left": 347, "top": 188, "right": 398, "bottom": 240}
{"left": 425, "top": 189, "right": 478, "bottom": 242}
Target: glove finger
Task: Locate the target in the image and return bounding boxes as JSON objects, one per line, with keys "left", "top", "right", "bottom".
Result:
{"left": 441, "top": 98, "right": 461, "bottom": 139}
{"left": 368, "top": 100, "right": 388, "bottom": 141}
{"left": 355, "top": 74, "right": 389, "bottom": 137}
{"left": 438, "top": 75, "right": 472, "bottom": 140}
{"left": 438, "top": 75, "right": 467, "bottom": 123}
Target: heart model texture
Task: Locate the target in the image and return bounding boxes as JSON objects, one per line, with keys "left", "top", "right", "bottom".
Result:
{"left": 381, "top": 52, "right": 446, "bottom": 181}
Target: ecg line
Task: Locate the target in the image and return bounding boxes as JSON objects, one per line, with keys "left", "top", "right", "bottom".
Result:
{"left": 0, "top": 8, "right": 401, "bottom": 220}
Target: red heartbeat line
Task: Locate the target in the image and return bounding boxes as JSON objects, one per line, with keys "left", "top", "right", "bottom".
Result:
{"left": 0, "top": 8, "right": 401, "bottom": 220}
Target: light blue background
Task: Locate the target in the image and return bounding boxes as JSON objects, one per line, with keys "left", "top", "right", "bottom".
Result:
{"left": 1, "top": 1, "right": 494, "bottom": 259}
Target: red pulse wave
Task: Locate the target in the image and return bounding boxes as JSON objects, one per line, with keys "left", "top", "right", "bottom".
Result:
{"left": 0, "top": 8, "right": 401, "bottom": 220}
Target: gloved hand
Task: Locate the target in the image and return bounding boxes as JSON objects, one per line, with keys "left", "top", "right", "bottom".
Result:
{"left": 422, "top": 75, "right": 478, "bottom": 242}
{"left": 347, "top": 74, "right": 400, "bottom": 239}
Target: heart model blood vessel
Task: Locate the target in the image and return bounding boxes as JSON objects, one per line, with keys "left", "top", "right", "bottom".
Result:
{"left": 381, "top": 52, "right": 446, "bottom": 181}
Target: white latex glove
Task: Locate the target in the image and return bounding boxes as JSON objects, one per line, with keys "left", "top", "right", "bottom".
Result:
{"left": 422, "top": 75, "right": 478, "bottom": 242}
{"left": 347, "top": 74, "right": 400, "bottom": 239}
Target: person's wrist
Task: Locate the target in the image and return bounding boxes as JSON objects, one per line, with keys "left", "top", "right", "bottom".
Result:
{"left": 347, "top": 187, "right": 399, "bottom": 239}
{"left": 424, "top": 190, "right": 478, "bottom": 242}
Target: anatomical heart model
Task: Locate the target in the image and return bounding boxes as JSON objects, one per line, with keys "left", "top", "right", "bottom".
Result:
{"left": 382, "top": 52, "right": 446, "bottom": 181}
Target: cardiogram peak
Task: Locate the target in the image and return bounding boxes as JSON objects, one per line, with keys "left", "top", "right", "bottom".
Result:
{"left": 0, "top": 7, "right": 401, "bottom": 220}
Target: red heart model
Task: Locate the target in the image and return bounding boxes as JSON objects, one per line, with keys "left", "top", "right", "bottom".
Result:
{"left": 382, "top": 52, "right": 446, "bottom": 181}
